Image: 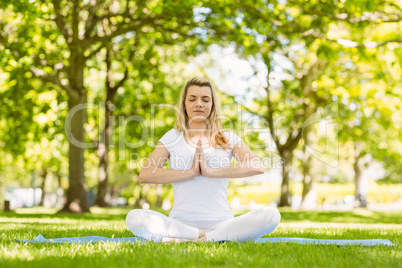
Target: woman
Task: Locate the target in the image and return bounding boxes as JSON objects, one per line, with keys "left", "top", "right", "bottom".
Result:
{"left": 126, "top": 77, "right": 280, "bottom": 242}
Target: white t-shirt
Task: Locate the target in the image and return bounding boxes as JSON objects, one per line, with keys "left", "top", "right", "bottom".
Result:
{"left": 158, "top": 128, "right": 242, "bottom": 229}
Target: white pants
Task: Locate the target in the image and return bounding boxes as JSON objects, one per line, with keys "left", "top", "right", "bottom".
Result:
{"left": 126, "top": 207, "right": 281, "bottom": 242}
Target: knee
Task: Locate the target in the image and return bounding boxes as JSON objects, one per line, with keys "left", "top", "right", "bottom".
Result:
{"left": 126, "top": 209, "right": 146, "bottom": 228}
{"left": 261, "top": 207, "right": 281, "bottom": 226}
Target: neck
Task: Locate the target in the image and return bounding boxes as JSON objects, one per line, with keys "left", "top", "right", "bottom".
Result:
{"left": 187, "top": 122, "right": 210, "bottom": 137}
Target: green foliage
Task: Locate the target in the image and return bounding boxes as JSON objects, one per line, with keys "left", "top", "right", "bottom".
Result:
{"left": 1, "top": 0, "right": 402, "bottom": 209}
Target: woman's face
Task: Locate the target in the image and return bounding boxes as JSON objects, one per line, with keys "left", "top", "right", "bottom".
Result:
{"left": 184, "top": 85, "right": 213, "bottom": 123}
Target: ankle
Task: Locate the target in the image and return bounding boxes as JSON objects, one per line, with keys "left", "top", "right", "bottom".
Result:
{"left": 197, "top": 234, "right": 207, "bottom": 242}
{"left": 198, "top": 229, "right": 211, "bottom": 238}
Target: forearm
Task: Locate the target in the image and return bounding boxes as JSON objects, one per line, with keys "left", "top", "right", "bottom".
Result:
{"left": 207, "top": 161, "right": 265, "bottom": 178}
{"left": 139, "top": 167, "right": 196, "bottom": 184}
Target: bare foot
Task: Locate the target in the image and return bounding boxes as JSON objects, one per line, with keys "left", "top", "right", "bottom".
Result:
{"left": 198, "top": 229, "right": 211, "bottom": 238}
{"left": 162, "top": 235, "right": 207, "bottom": 243}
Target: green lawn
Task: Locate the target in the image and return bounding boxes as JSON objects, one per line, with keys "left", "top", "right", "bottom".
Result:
{"left": 1, "top": 207, "right": 401, "bottom": 268}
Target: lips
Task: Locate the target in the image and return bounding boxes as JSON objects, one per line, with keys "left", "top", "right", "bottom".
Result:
{"left": 194, "top": 110, "right": 203, "bottom": 113}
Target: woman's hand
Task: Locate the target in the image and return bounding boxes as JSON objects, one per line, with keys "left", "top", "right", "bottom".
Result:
{"left": 189, "top": 140, "right": 202, "bottom": 177}
{"left": 198, "top": 141, "right": 215, "bottom": 178}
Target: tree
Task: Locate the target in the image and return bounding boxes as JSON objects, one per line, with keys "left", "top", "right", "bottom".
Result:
{"left": 92, "top": 44, "right": 131, "bottom": 207}
{"left": 0, "top": 3, "right": 69, "bottom": 204}
{"left": 2, "top": 0, "right": 202, "bottom": 212}
{"left": 201, "top": 0, "right": 402, "bottom": 207}
{"left": 91, "top": 9, "right": 205, "bottom": 206}
{"left": 201, "top": 0, "right": 334, "bottom": 206}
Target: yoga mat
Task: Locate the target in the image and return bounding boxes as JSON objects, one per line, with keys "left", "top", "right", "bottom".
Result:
{"left": 15, "top": 234, "right": 396, "bottom": 246}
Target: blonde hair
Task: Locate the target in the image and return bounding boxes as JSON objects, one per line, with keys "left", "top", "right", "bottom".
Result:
{"left": 174, "top": 77, "right": 231, "bottom": 150}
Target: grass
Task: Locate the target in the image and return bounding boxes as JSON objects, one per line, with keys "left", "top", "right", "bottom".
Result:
{"left": 1, "top": 207, "right": 401, "bottom": 268}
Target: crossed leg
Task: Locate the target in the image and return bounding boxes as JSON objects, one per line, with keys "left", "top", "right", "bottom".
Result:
{"left": 126, "top": 207, "right": 281, "bottom": 243}
{"left": 125, "top": 209, "right": 201, "bottom": 242}
{"left": 204, "top": 207, "right": 281, "bottom": 242}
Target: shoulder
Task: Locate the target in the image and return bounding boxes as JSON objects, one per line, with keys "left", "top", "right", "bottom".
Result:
{"left": 160, "top": 128, "right": 182, "bottom": 140}
{"left": 222, "top": 130, "right": 242, "bottom": 149}
{"left": 223, "top": 130, "right": 242, "bottom": 141}
{"left": 165, "top": 128, "right": 181, "bottom": 137}
{"left": 159, "top": 128, "right": 182, "bottom": 148}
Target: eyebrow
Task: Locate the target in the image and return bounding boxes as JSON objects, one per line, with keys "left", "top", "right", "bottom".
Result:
{"left": 189, "top": 95, "right": 211, "bottom": 98}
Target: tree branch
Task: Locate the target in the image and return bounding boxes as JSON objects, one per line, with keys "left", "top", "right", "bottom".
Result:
{"left": 84, "top": 0, "right": 132, "bottom": 40}
{"left": 263, "top": 57, "right": 282, "bottom": 153}
{"left": 111, "top": 47, "right": 133, "bottom": 94}
{"left": 330, "top": 38, "right": 402, "bottom": 48}
{"left": 84, "top": 14, "right": 161, "bottom": 48}
{"left": 51, "top": 0, "right": 71, "bottom": 41}
{"left": 284, "top": 126, "right": 303, "bottom": 152}
{"left": 83, "top": 0, "right": 99, "bottom": 40}
{"left": 112, "top": 68, "right": 129, "bottom": 92}
{"left": 282, "top": 61, "right": 323, "bottom": 151}
{"left": 85, "top": 42, "right": 104, "bottom": 60}
{"left": 30, "top": 66, "right": 79, "bottom": 100}
{"left": 266, "top": 85, "right": 282, "bottom": 151}
{"left": 72, "top": 0, "right": 79, "bottom": 43}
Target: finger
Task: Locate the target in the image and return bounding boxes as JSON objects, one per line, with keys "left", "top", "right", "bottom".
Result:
{"left": 196, "top": 147, "right": 202, "bottom": 170}
{"left": 199, "top": 146, "right": 204, "bottom": 159}
{"left": 198, "top": 141, "right": 203, "bottom": 153}
{"left": 198, "top": 145, "right": 204, "bottom": 155}
{"left": 200, "top": 153, "right": 206, "bottom": 168}
{"left": 197, "top": 150, "right": 203, "bottom": 168}
{"left": 195, "top": 147, "right": 201, "bottom": 168}
{"left": 194, "top": 147, "right": 199, "bottom": 161}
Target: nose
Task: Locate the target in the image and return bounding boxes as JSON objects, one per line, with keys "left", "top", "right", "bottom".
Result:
{"left": 195, "top": 99, "right": 203, "bottom": 107}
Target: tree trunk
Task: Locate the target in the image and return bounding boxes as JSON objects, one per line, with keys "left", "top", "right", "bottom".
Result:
{"left": 55, "top": 172, "right": 64, "bottom": 208}
{"left": 300, "top": 127, "right": 316, "bottom": 209}
{"left": 39, "top": 170, "right": 48, "bottom": 206}
{"left": 59, "top": 51, "right": 89, "bottom": 213}
{"left": 4, "top": 201, "right": 10, "bottom": 212}
{"left": 95, "top": 48, "right": 118, "bottom": 207}
{"left": 300, "top": 153, "right": 315, "bottom": 209}
{"left": 278, "top": 151, "right": 292, "bottom": 207}
{"left": 94, "top": 100, "right": 114, "bottom": 207}
{"left": 354, "top": 151, "right": 368, "bottom": 208}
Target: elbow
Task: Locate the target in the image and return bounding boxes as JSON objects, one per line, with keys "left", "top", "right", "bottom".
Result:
{"left": 248, "top": 158, "right": 265, "bottom": 175}
{"left": 255, "top": 167, "right": 265, "bottom": 175}
{"left": 139, "top": 165, "right": 159, "bottom": 184}
{"left": 138, "top": 171, "right": 148, "bottom": 184}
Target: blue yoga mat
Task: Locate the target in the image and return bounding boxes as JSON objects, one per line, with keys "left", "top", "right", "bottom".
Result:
{"left": 15, "top": 234, "right": 396, "bottom": 246}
